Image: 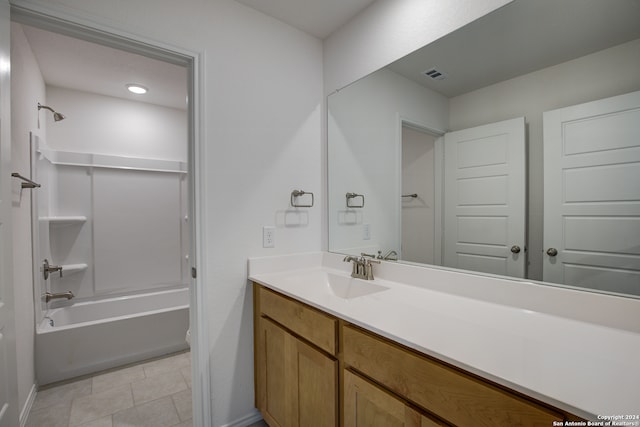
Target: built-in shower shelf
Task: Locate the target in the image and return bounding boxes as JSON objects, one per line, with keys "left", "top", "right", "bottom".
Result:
{"left": 60, "top": 264, "right": 88, "bottom": 276}
{"left": 40, "top": 216, "right": 88, "bottom": 226}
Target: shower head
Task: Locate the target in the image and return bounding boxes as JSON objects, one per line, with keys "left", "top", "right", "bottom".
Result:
{"left": 38, "top": 103, "right": 66, "bottom": 122}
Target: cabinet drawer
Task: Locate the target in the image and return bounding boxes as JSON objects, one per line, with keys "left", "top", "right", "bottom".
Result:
{"left": 344, "top": 369, "right": 448, "bottom": 427}
{"left": 343, "top": 325, "right": 562, "bottom": 427}
{"left": 258, "top": 285, "right": 337, "bottom": 355}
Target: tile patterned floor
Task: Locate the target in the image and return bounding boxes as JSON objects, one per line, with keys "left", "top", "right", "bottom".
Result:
{"left": 26, "top": 351, "right": 193, "bottom": 427}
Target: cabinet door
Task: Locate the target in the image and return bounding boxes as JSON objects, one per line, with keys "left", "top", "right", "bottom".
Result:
{"left": 256, "top": 317, "right": 295, "bottom": 427}
{"left": 257, "top": 317, "right": 338, "bottom": 427}
{"left": 344, "top": 370, "right": 425, "bottom": 427}
{"left": 296, "top": 338, "right": 338, "bottom": 427}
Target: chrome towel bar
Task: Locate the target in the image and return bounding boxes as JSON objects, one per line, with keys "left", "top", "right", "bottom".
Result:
{"left": 11, "top": 172, "right": 41, "bottom": 189}
{"left": 291, "top": 190, "right": 314, "bottom": 208}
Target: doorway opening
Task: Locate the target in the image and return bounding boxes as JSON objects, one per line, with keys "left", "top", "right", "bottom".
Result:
{"left": 10, "top": 5, "right": 208, "bottom": 426}
{"left": 398, "top": 120, "right": 444, "bottom": 265}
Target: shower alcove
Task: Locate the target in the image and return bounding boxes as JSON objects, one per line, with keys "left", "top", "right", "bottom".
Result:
{"left": 32, "top": 133, "right": 190, "bottom": 384}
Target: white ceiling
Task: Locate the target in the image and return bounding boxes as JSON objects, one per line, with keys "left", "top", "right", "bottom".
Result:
{"left": 21, "top": 24, "right": 188, "bottom": 110}
{"left": 234, "top": 0, "right": 377, "bottom": 39}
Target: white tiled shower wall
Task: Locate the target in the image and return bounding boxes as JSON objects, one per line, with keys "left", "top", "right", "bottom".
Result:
{"left": 35, "top": 87, "right": 189, "bottom": 304}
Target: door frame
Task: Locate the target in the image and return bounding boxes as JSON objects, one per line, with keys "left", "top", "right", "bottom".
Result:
{"left": 395, "top": 115, "right": 445, "bottom": 263}
{"left": 10, "top": 4, "right": 211, "bottom": 427}
{"left": 1, "top": 1, "right": 20, "bottom": 425}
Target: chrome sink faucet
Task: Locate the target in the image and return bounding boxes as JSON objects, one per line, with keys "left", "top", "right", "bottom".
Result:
{"left": 377, "top": 250, "right": 398, "bottom": 261}
{"left": 343, "top": 254, "right": 380, "bottom": 280}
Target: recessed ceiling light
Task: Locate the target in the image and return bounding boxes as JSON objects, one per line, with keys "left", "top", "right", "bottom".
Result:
{"left": 126, "top": 84, "right": 148, "bottom": 94}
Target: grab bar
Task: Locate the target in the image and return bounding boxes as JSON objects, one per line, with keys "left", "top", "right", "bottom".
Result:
{"left": 346, "top": 192, "right": 365, "bottom": 208}
{"left": 11, "top": 172, "right": 41, "bottom": 189}
{"left": 291, "top": 190, "right": 314, "bottom": 208}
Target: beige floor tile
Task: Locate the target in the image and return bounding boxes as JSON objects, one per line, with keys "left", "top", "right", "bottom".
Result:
{"left": 171, "top": 389, "right": 192, "bottom": 421}
{"left": 32, "top": 378, "right": 92, "bottom": 411}
{"left": 77, "top": 416, "right": 113, "bottom": 427}
{"left": 142, "top": 352, "right": 191, "bottom": 378}
{"left": 112, "top": 396, "right": 180, "bottom": 427}
{"left": 131, "top": 370, "right": 188, "bottom": 405}
{"left": 25, "top": 401, "right": 71, "bottom": 427}
{"left": 180, "top": 366, "right": 192, "bottom": 389}
{"left": 92, "top": 365, "right": 146, "bottom": 394}
{"left": 69, "top": 384, "right": 134, "bottom": 426}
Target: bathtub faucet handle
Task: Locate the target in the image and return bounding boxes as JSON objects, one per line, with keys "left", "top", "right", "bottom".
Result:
{"left": 43, "top": 259, "right": 63, "bottom": 280}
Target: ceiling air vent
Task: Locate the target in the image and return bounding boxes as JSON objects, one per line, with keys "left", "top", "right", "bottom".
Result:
{"left": 422, "top": 67, "right": 447, "bottom": 80}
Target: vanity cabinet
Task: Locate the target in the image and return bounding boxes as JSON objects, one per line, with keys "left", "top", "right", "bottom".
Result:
{"left": 254, "top": 285, "right": 338, "bottom": 427}
{"left": 254, "top": 283, "right": 576, "bottom": 427}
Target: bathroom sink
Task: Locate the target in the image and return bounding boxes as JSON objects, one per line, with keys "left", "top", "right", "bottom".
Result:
{"left": 325, "top": 273, "right": 389, "bottom": 299}
{"left": 254, "top": 268, "right": 391, "bottom": 300}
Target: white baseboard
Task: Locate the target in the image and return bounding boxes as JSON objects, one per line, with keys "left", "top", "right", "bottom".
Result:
{"left": 19, "top": 384, "right": 37, "bottom": 427}
{"left": 220, "top": 409, "right": 263, "bottom": 427}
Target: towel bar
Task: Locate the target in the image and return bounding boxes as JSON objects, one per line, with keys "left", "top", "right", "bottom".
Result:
{"left": 11, "top": 172, "right": 41, "bottom": 189}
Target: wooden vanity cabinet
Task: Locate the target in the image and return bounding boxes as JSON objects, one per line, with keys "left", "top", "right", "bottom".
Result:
{"left": 254, "top": 284, "right": 578, "bottom": 427}
{"left": 254, "top": 285, "right": 339, "bottom": 427}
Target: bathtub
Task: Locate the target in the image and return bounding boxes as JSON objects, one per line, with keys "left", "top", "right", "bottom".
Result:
{"left": 35, "top": 287, "right": 190, "bottom": 385}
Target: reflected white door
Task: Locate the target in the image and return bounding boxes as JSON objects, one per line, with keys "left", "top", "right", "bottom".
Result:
{"left": 0, "top": 1, "right": 20, "bottom": 425}
{"left": 543, "top": 91, "right": 640, "bottom": 295}
{"left": 443, "top": 117, "right": 526, "bottom": 278}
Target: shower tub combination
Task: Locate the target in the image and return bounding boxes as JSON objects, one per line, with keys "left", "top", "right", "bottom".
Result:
{"left": 36, "top": 287, "right": 189, "bottom": 385}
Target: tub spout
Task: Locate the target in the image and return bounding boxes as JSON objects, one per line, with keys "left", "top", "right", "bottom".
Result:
{"left": 45, "top": 291, "right": 74, "bottom": 303}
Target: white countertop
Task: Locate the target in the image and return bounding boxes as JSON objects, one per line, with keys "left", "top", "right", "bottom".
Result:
{"left": 248, "top": 252, "right": 640, "bottom": 420}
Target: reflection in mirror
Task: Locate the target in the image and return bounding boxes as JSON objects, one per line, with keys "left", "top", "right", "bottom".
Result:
{"left": 328, "top": 0, "right": 640, "bottom": 297}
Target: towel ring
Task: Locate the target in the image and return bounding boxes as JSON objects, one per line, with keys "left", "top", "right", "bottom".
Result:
{"left": 291, "top": 190, "right": 314, "bottom": 208}
{"left": 346, "top": 192, "right": 364, "bottom": 208}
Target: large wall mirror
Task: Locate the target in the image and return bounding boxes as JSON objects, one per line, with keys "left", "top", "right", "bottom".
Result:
{"left": 328, "top": 0, "right": 640, "bottom": 298}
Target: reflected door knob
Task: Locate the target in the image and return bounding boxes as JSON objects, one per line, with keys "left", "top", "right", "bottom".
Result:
{"left": 510, "top": 245, "right": 521, "bottom": 254}
{"left": 546, "top": 248, "right": 558, "bottom": 257}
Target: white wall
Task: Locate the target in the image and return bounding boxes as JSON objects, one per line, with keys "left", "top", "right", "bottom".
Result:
{"left": 449, "top": 39, "right": 640, "bottom": 281}
{"left": 10, "top": 0, "right": 324, "bottom": 425}
{"left": 328, "top": 68, "right": 447, "bottom": 255}
{"left": 323, "top": 0, "right": 513, "bottom": 95}
{"left": 10, "top": 21, "right": 44, "bottom": 420}
{"left": 46, "top": 86, "right": 187, "bottom": 160}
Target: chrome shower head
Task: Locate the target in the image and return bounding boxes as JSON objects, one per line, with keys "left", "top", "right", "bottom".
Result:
{"left": 38, "top": 103, "right": 66, "bottom": 122}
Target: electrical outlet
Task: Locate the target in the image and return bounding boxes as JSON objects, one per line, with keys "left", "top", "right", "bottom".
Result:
{"left": 263, "top": 226, "right": 275, "bottom": 248}
{"left": 363, "top": 223, "right": 371, "bottom": 240}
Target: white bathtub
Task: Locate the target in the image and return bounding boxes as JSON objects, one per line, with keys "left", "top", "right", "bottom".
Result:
{"left": 36, "top": 288, "right": 190, "bottom": 385}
